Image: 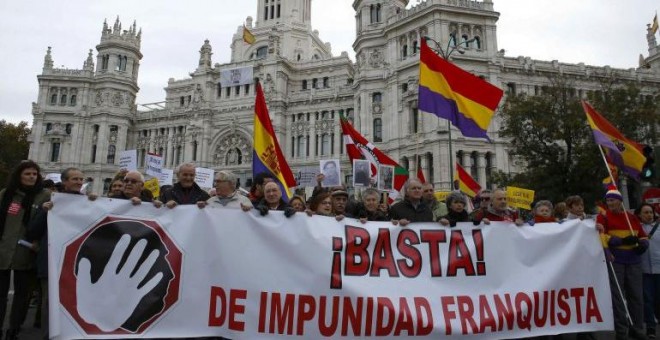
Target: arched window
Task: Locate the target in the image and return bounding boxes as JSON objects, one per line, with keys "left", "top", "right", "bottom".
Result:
{"left": 412, "top": 40, "right": 418, "bottom": 55}
{"left": 401, "top": 156, "right": 409, "bottom": 171}
{"left": 101, "top": 55, "right": 109, "bottom": 70}
{"left": 411, "top": 107, "right": 419, "bottom": 133}
{"left": 60, "top": 94, "right": 67, "bottom": 106}
{"left": 372, "top": 92, "right": 382, "bottom": 103}
{"left": 474, "top": 36, "right": 481, "bottom": 50}
{"left": 462, "top": 34, "right": 470, "bottom": 48}
{"left": 449, "top": 33, "right": 457, "bottom": 47}
{"left": 50, "top": 93, "right": 57, "bottom": 105}
{"left": 65, "top": 124, "right": 72, "bottom": 134}
{"left": 192, "top": 141, "right": 198, "bottom": 161}
{"left": 402, "top": 44, "right": 408, "bottom": 59}
{"left": 46, "top": 123, "right": 52, "bottom": 132}
{"left": 256, "top": 46, "right": 268, "bottom": 59}
{"left": 51, "top": 142, "right": 60, "bottom": 162}
{"left": 485, "top": 152, "right": 493, "bottom": 189}
{"left": 470, "top": 151, "right": 479, "bottom": 180}
{"left": 297, "top": 136, "right": 305, "bottom": 158}
{"left": 323, "top": 77, "right": 329, "bottom": 88}
{"left": 373, "top": 118, "right": 382, "bottom": 142}
{"left": 456, "top": 151, "right": 464, "bottom": 167}
{"left": 107, "top": 145, "right": 116, "bottom": 164}
{"left": 426, "top": 152, "right": 434, "bottom": 183}
{"left": 302, "top": 80, "right": 308, "bottom": 90}
{"left": 321, "top": 134, "right": 331, "bottom": 156}
{"left": 70, "top": 94, "right": 77, "bottom": 106}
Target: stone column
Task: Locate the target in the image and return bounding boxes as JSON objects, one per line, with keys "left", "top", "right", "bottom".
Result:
{"left": 477, "top": 152, "right": 487, "bottom": 189}
{"left": 96, "top": 122, "right": 108, "bottom": 164}
{"left": 420, "top": 154, "right": 428, "bottom": 183}
{"left": 461, "top": 151, "right": 471, "bottom": 170}
{"left": 334, "top": 111, "right": 341, "bottom": 156}
{"left": 166, "top": 127, "right": 174, "bottom": 168}
{"left": 309, "top": 112, "right": 316, "bottom": 159}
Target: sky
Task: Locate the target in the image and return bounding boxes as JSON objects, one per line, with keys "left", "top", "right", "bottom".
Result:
{"left": 0, "top": 1, "right": 657, "bottom": 125}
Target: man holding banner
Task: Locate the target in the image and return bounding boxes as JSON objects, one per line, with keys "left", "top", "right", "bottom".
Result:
{"left": 159, "top": 163, "right": 210, "bottom": 208}
{"left": 473, "top": 188, "right": 524, "bottom": 226}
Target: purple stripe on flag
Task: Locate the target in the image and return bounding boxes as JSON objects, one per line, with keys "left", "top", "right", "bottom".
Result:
{"left": 591, "top": 129, "right": 620, "bottom": 153}
{"left": 252, "top": 150, "right": 291, "bottom": 202}
{"left": 418, "top": 86, "right": 489, "bottom": 140}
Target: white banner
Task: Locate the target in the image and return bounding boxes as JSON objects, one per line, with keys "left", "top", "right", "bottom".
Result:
{"left": 220, "top": 66, "right": 254, "bottom": 87}
{"left": 119, "top": 150, "right": 137, "bottom": 171}
{"left": 144, "top": 153, "right": 163, "bottom": 177}
{"left": 49, "top": 195, "right": 613, "bottom": 339}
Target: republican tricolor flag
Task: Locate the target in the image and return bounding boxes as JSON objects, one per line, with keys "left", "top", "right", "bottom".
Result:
{"left": 418, "top": 38, "right": 504, "bottom": 140}
{"left": 455, "top": 162, "right": 481, "bottom": 198}
{"left": 582, "top": 101, "right": 646, "bottom": 180}
{"left": 339, "top": 114, "right": 408, "bottom": 200}
{"left": 252, "top": 83, "right": 296, "bottom": 201}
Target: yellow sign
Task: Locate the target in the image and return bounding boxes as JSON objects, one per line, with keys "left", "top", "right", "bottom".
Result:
{"left": 434, "top": 191, "right": 451, "bottom": 202}
{"left": 144, "top": 177, "right": 160, "bottom": 199}
{"left": 506, "top": 186, "right": 535, "bottom": 210}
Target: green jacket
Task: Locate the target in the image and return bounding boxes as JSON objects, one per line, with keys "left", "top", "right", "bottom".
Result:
{"left": 0, "top": 188, "right": 51, "bottom": 270}
{"left": 429, "top": 200, "right": 448, "bottom": 222}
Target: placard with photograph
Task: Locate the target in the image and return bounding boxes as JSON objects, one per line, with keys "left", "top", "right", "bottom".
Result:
{"left": 352, "top": 159, "right": 371, "bottom": 187}
{"left": 319, "top": 159, "right": 341, "bottom": 187}
{"left": 377, "top": 164, "right": 394, "bottom": 191}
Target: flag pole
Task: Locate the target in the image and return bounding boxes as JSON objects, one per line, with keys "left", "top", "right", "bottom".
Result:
{"left": 596, "top": 145, "right": 635, "bottom": 234}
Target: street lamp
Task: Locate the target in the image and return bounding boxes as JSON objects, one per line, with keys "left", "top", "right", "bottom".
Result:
{"left": 419, "top": 34, "right": 475, "bottom": 189}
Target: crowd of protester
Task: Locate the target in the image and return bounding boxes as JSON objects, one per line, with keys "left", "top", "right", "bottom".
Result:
{"left": 0, "top": 159, "right": 658, "bottom": 339}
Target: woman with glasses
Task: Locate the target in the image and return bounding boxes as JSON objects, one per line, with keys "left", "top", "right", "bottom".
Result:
{"left": 109, "top": 171, "right": 158, "bottom": 206}
{"left": 306, "top": 192, "right": 345, "bottom": 222}
{"left": 0, "top": 160, "right": 51, "bottom": 339}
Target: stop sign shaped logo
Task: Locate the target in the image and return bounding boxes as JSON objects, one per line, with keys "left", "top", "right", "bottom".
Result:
{"left": 59, "top": 216, "right": 183, "bottom": 335}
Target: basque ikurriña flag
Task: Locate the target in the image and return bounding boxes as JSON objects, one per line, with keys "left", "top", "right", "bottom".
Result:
{"left": 418, "top": 38, "right": 504, "bottom": 140}
{"left": 455, "top": 162, "right": 481, "bottom": 197}
{"left": 252, "top": 83, "right": 296, "bottom": 201}
{"left": 582, "top": 101, "right": 646, "bottom": 180}
{"left": 339, "top": 114, "right": 408, "bottom": 200}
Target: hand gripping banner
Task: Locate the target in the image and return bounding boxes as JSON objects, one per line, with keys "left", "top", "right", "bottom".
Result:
{"left": 49, "top": 194, "right": 613, "bottom": 339}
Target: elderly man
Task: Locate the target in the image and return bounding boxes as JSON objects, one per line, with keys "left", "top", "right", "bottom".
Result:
{"left": 255, "top": 182, "right": 295, "bottom": 217}
{"left": 207, "top": 171, "right": 252, "bottom": 210}
{"left": 110, "top": 170, "right": 159, "bottom": 206}
{"left": 26, "top": 167, "right": 96, "bottom": 340}
{"left": 422, "top": 183, "right": 447, "bottom": 221}
{"left": 472, "top": 188, "right": 523, "bottom": 226}
{"left": 389, "top": 178, "right": 433, "bottom": 226}
{"left": 597, "top": 187, "right": 649, "bottom": 340}
{"left": 160, "top": 163, "right": 210, "bottom": 208}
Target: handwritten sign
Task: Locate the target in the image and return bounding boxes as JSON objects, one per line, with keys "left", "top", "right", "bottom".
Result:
{"left": 295, "top": 166, "right": 319, "bottom": 188}
{"left": 145, "top": 153, "right": 163, "bottom": 177}
{"left": 119, "top": 150, "right": 137, "bottom": 171}
{"left": 507, "top": 186, "right": 535, "bottom": 210}
{"left": 159, "top": 168, "right": 174, "bottom": 186}
{"left": 195, "top": 167, "right": 215, "bottom": 188}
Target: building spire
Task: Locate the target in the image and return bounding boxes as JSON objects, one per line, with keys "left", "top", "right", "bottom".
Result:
{"left": 83, "top": 49, "right": 95, "bottom": 71}
{"left": 43, "top": 46, "right": 53, "bottom": 71}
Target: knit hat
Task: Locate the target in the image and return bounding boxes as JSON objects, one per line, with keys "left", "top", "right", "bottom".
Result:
{"left": 604, "top": 187, "right": 623, "bottom": 201}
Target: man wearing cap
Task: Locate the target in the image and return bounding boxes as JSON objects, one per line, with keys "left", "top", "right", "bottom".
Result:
{"left": 596, "top": 187, "right": 649, "bottom": 340}
{"left": 330, "top": 188, "right": 352, "bottom": 217}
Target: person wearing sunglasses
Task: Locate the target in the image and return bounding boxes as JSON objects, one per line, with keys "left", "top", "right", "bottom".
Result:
{"left": 110, "top": 171, "right": 160, "bottom": 207}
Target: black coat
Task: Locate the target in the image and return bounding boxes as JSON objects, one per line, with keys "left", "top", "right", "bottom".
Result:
{"left": 159, "top": 182, "right": 210, "bottom": 205}
{"left": 389, "top": 199, "right": 433, "bottom": 223}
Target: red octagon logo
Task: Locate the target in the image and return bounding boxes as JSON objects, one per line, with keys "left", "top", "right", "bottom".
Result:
{"left": 59, "top": 216, "right": 183, "bottom": 335}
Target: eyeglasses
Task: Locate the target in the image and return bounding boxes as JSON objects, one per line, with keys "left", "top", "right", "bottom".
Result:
{"left": 123, "top": 178, "right": 141, "bottom": 184}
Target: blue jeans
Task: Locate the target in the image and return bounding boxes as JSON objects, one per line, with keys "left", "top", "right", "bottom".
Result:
{"left": 643, "top": 273, "right": 660, "bottom": 330}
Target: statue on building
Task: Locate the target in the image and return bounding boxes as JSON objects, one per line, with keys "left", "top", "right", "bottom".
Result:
{"left": 198, "top": 39, "right": 213, "bottom": 70}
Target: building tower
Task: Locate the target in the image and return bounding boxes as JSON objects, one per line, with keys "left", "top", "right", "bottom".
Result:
{"left": 29, "top": 17, "right": 142, "bottom": 194}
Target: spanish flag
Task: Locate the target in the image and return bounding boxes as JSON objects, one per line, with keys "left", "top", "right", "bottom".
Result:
{"left": 252, "top": 82, "right": 296, "bottom": 201}
{"left": 582, "top": 101, "right": 646, "bottom": 180}
{"left": 455, "top": 162, "right": 481, "bottom": 197}
{"left": 418, "top": 38, "right": 504, "bottom": 140}
{"left": 243, "top": 25, "right": 256, "bottom": 44}
{"left": 651, "top": 13, "right": 659, "bottom": 35}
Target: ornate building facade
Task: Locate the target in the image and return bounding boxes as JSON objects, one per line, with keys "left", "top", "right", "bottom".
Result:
{"left": 28, "top": 0, "right": 660, "bottom": 195}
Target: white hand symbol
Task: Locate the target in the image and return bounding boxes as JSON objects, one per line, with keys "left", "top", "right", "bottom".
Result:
{"left": 76, "top": 234, "right": 163, "bottom": 332}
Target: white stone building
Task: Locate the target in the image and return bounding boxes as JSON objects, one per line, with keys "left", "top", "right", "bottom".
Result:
{"left": 28, "top": 0, "right": 660, "bottom": 195}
